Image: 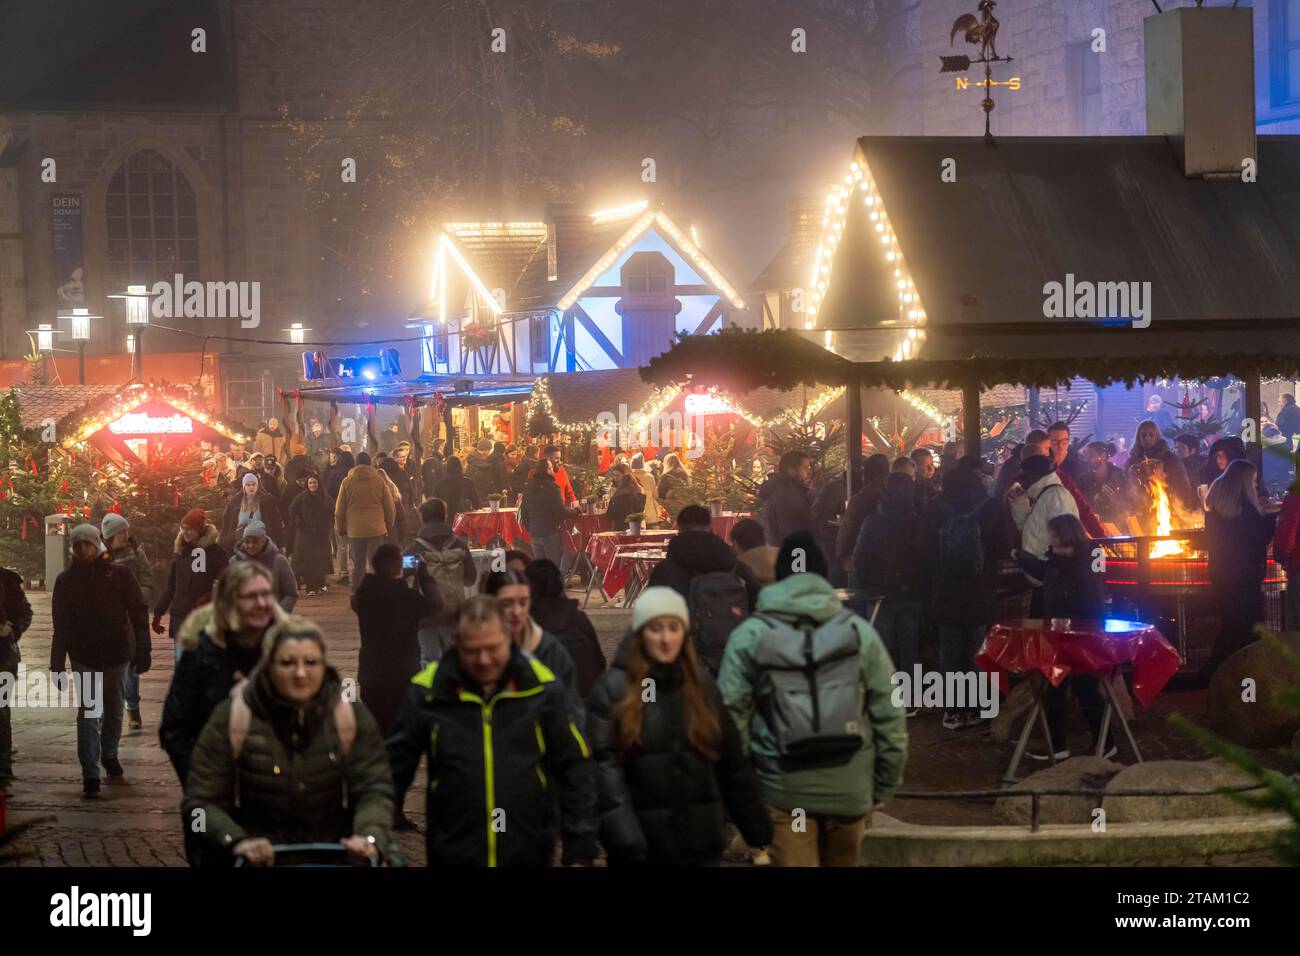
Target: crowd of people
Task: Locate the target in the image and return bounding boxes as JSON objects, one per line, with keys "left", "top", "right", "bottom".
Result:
{"left": 3, "top": 401, "right": 1294, "bottom": 865}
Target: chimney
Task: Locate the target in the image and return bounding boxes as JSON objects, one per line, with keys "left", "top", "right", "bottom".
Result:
{"left": 544, "top": 203, "right": 589, "bottom": 282}
{"left": 1145, "top": 6, "right": 1256, "bottom": 179}
{"left": 788, "top": 196, "right": 823, "bottom": 240}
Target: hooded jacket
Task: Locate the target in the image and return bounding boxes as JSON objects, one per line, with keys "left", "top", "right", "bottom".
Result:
{"left": 385, "top": 646, "right": 598, "bottom": 867}
{"left": 717, "top": 574, "right": 907, "bottom": 817}
{"left": 404, "top": 521, "right": 477, "bottom": 626}
{"left": 586, "top": 639, "right": 772, "bottom": 865}
{"left": 232, "top": 530, "right": 298, "bottom": 612}
{"left": 51, "top": 552, "right": 150, "bottom": 674}
{"left": 155, "top": 524, "right": 229, "bottom": 629}
{"left": 252, "top": 425, "right": 288, "bottom": 460}
{"left": 351, "top": 571, "right": 439, "bottom": 733}
{"left": 758, "top": 472, "right": 813, "bottom": 546}
{"left": 182, "top": 666, "right": 394, "bottom": 862}
{"left": 520, "top": 472, "right": 567, "bottom": 538}
{"left": 334, "top": 463, "right": 396, "bottom": 540}
{"left": 158, "top": 602, "right": 292, "bottom": 783}
{"left": 1013, "top": 471, "right": 1080, "bottom": 577}
{"left": 646, "top": 529, "right": 760, "bottom": 610}
{"left": 918, "top": 481, "right": 1003, "bottom": 625}
{"left": 853, "top": 477, "right": 922, "bottom": 600}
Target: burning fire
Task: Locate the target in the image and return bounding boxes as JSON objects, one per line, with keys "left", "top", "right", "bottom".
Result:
{"left": 1148, "top": 477, "right": 1183, "bottom": 558}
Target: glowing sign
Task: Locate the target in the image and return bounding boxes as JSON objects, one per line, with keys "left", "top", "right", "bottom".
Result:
{"left": 955, "top": 76, "right": 1021, "bottom": 90}
{"left": 108, "top": 412, "right": 194, "bottom": 436}
{"left": 684, "top": 393, "right": 734, "bottom": 417}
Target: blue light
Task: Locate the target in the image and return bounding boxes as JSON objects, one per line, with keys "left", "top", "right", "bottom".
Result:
{"left": 1103, "top": 618, "right": 1147, "bottom": 634}
{"left": 362, "top": 369, "right": 376, "bottom": 381}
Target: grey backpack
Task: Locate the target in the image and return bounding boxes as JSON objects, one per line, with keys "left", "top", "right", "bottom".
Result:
{"left": 752, "top": 609, "right": 866, "bottom": 759}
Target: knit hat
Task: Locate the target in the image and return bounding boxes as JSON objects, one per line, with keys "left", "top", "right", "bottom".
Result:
{"left": 241, "top": 519, "right": 268, "bottom": 542}
{"left": 631, "top": 586, "right": 691, "bottom": 633}
{"left": 476, "top": 438, "right": 493, "bottom": 453}
{"left": 69, "top": 523, "right": 102, "bottom": 548}
{"left": 100, "top": 513, "right": 129, "bottom": 542}
{"left": 242, "top": 472, "right": 260, "bottom": 491}
{"left": 1015, "top": 454, "right": 1055, "bottom": 488}
{"left": 181, "top": 508, "right": 208, "bottom": 532}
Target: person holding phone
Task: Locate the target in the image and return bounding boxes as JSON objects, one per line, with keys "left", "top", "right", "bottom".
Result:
{"left": 351, "top": 544, "right": 440, "bottom": 739}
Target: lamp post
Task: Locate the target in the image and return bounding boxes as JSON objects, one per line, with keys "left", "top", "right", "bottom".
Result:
{"left": 65, "top": 307, "right": 100, "bottom": 384}
{"left": 109, "top": 284, "right": 155, "bottom": 382}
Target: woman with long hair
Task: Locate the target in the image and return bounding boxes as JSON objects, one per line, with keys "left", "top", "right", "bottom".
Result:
{"left": 1204, "top": 458, "right": 1278, "bottom": 677}
{"left": 585, "top": 586, "right": 771, "bottom": 866}
{"left": 1127, "top": 419, "right": 1194, "bottom": 514}
{"left": 289, "top": 474, "right": 334, "bottom": 595}
{"left": 519, "top": 459, "right": 567, "bottom": 565}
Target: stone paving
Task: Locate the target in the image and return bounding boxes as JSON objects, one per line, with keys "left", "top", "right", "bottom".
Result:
{"left": 0, "top": 580, "right": 1249, "bottom": 864}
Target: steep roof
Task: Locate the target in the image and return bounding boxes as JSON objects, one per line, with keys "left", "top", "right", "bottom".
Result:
{"left": 752, "top": 199, "right": 825, "bottom": 293}
{"left": 11, "top": 384, "right": 119, "bottom": 429}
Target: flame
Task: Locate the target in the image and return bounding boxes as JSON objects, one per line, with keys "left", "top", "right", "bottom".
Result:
{"left": 1148, "top": 476, "right": 1184, "bottom": 558}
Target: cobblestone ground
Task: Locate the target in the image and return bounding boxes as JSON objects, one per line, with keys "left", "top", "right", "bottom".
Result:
{"left": 1, "top": 581, "right": 1252, "bottom": 864}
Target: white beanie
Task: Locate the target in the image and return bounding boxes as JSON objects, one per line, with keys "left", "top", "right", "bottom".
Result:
{"left": 101, "top": 512, "right": 129, "bottom": 542}
{"left": 631, "top": 586, "right": 690, "bottom": 633}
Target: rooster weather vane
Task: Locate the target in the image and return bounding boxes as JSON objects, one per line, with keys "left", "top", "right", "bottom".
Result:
{"left": 940, "top": 1, "right": 1013, "bottom": 140}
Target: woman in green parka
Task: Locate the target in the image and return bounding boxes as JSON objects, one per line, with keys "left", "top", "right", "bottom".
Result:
{"left": 182, "top": 621, "right": 396, "bottom": 866}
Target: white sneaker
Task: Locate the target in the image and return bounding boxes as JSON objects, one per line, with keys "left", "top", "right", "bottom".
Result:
{"left": 1027, "top": 748, "right": 1071, "bottom": 762}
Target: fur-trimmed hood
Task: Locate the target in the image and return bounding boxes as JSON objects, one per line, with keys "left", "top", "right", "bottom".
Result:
{"left": 177, "top": 599, "right": 293, "bottom": 653}
{"left": 172, "top": 523, "right": 220, "bottom": 554}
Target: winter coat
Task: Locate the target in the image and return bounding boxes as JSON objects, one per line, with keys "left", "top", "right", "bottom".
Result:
{"left": 155, "top": 525, "right": 229, "bottom": 633}
{"left": 0, "top": 567, "right": 33, "bottom": 670}
{"left": 351, "top": 572, "right": 439, "bottom": 734}
{"left": 631, "top": 468, "right": 664, "bottom": 526}
{"left": 605, "top": 479, "right": 646, "bottom": 533}
{"left": 521, "top": 622, "right": 585, "bottom": 719}
{"left": 232, "top": 538, "right": 298, "bottom": 612}
{"left": 836, "top": 479, "right": 885, "bottom": 563}
{"left": 51, "top": 554, "right": 150, "bottom": 673}
{"left": 656, "top": 467, "right": 690, "bottom": 519}
{"left": 811, "top": 474, "right": 847, "bottom": 562}
{"left": 220, "top": 492, "right": 284, "bottom": 552}
{"left": 325, "top": 452, "right": 355, "bottom": 504}
{"left": 334, "top": 464, "right": 396, "bottom": 540}
{"left": 1077, "top": 463, "right": 1128, "bottom": 526}
{"left": 1011, "top": 471, "right": 1079, "bottom": 576}
{"left": 159, "top": 602, "right": 292, "bottom": 783}
{"left": 465, "top": 450, "right": 502, "bottom": 500}
{"left": 717, "top": 573, "right": 908, "bottom": 817}
{"left": 508, "top": 462, "right": 531, "bottom": 500}
{"left": 288, "top": 489, "right": 335, "bottom": 580}
{"left": 1015, "top": 548, "right": 1106, "bottom": 620}
{"left": 1056, "top": 469, "right": 1106, "bottom": 538}
{"left": 1272, "top": 491, "right": 1300, "bottom": 575}
{"left": 520, "top": 474, "right": 568, "bottom": 538}
{"left": 380, "top": 458, "right": 421, "bottom": 515}
{"left": 1206, "top": 505, "right": 1277, "bottom": 593}
{"left": 647, "top": 530, "right": 761, "bottom": 611}
{"left": 918, "top": 484, "right": 1003, "bottom": 625}
{"left": 586, "top": 643, "right": 772, "bottom": 865}
{"left": 737, "top": 545, "right": 779, "bottom": 586}
{"left": 1277, "top": 402, "right": 1300, "bottom": 439}
{"left": 529, "top": 594, "right": 606, "bottom": 698}
{"left": 553, "top": 465, "right": 578, "bottom": 507}
{"left": 182, "top": 667, "right": 394, "bottom": 862}
{"left": 385, "top": 646, "right": 598, "bottom": 866}
{"left": 404, "top": 521, "right": 477, "bottom": 627}
{"left": 854, "top": 481, "right": 923, "bottom": 601}
{"left": 377, "top": 467, "right": 408, "bottom": 543}
{"left": 421, "top": 455, "right": 445, "bottom": 494}
{"left": 252, "top": 426, "right": 289, "bottom": 461}
{"left": 107, "top": 537, "right": 156, "bottom": 609}
{"left": 433, "top": 474, "right": 480, "bottom": 524}
{"left": 759, "top": 473, "right": 814, "bottom": 547}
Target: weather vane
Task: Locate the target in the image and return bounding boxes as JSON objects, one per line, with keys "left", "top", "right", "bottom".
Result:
{"left": 940, "top": 1, "right": 1013, "bottom": 141}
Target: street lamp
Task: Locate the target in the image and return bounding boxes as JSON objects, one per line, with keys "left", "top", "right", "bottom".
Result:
{"left": 109, "top": 284, "right": 155, "bottom": 382}
{"left": 125, "top": 334, "right": 136, "bottom": 354}
{"left": 284, "top": 322, "right": 311, "bottom": 344}
{"left": 64, "top": 307, "right": 101, "bottom": 384}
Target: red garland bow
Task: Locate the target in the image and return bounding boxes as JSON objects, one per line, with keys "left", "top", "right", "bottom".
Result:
{"left": 59, "top": 479, "right": 69, "bottom": 494}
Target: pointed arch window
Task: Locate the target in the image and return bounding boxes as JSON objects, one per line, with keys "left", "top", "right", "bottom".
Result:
{"left": 106, "top": 149, "right": 199, "bottom": 289}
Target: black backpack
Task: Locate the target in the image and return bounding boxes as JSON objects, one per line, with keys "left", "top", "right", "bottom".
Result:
{"left": 687, "top": 568, "right": 750, "bottom": 676}
{"left": 938, "top": 501, "right": 985, "bottom": 578}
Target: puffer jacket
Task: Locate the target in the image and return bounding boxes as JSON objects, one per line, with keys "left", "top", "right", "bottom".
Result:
{"left": 334, "top": 464, "right": 396, "bottom": 540}
{"left": 158, "top": 601, "right": 293, "bottom": 783}
{"left": 232, "top": 537, "right": 298, "bottom": 613}
{"left": 717, "top": 573, "right": 907, "bottom": 818}
{"left": 182, "top": 667, "right": 394, "bottom": 863}
{"left": 586, "top": 642, "right": 772, "bottom": 866}
{"left": 154, "top": 524, "right": 229, "bottom": 638}
{"left": 385, "top": 646, "right": 598, "bottom": 867}
{"left": 1012, "top": 471, "right": 1080, "bottom": 577}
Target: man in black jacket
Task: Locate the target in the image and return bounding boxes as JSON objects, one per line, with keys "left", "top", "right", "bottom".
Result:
{"left": 0, "top": 566, "right": 33, "bottom": 796}
{"left": 647, "top": 505, "right": 761, "bottom": 610}
{"left": 385, "top": 596, "right": 597, "bottom": 867}
{"left": 51, "top": 524, "right": 150, "bottom": 797}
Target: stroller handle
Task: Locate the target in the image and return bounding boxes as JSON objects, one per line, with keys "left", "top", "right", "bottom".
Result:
{"left": 232, "top": 841, "right": 379, "bottom": 867}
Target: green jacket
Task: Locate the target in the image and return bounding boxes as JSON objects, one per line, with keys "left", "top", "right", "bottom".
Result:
{"left": 716, "top": 573, "right": 907, "bottom": 817}
{"left": 182, "top": 668, "right": 395, "bottom": 862}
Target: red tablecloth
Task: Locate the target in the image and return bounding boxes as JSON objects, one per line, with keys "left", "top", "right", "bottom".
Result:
{"left": 975, "top": 618, "right": 1181, "bottom": 707}
{"left": 453, "top": 508, "right": 530, "bottom": 548}
{"left": 604, "top": 547, "right": 668, "bottom": 598}
{"left": 710, "top": 513, "right": 749, "bottom": 541}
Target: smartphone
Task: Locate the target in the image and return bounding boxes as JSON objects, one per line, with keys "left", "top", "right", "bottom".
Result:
{"left": 402, "top": 555, "right": 420, "bottom": 570}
